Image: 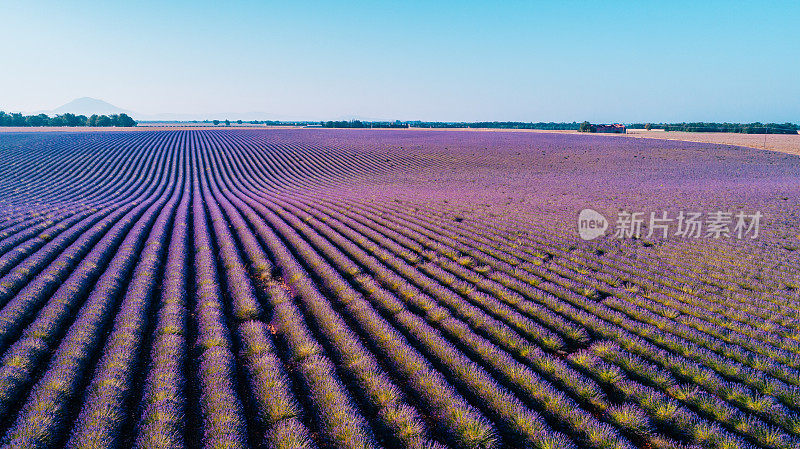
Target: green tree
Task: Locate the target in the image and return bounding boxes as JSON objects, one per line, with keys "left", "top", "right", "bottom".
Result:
{"left": 49, "top": 115, "right": 68, "bottom": 126}
{"left": 25, "top": 114, "right": 49, "bottom": 127}
{"left": 61, "top": 113, "right": 78, "bottom": 126}
{"left": 213, "top": 119, "right": 220, "bottom": 125}
{"left": 225, "top": 119, "right": 231, "bottom": 126}
{"left": 114, "top": 113, "right": 137, "bottom": 127}
{"left": 10, "top": 113, "right": 26, "bottom": 126}
{"left": 579, "top": 121, "right": 591, "bottom": 132}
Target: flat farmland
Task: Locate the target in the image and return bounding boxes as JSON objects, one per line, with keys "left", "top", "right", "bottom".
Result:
{"left": 621, "top": 131, "right": 800, "bottom": 157}
{"left": 0, "top": 129, "right": 798, "bottom": 449}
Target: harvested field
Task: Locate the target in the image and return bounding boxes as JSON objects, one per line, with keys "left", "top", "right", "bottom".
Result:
{"left": 622, "top": 130, "right": 800, "bottom": 156}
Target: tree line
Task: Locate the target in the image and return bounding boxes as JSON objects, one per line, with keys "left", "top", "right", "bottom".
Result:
{"left": 0, "top": 111, "right": 137, "bottom": 127}
{"left": 322, "top": 120, "right": 409, "bottom": 128}
{"left": 627, "top": 122, "right": 798, "bottom": 134}
{"left": 408, "top": 121, "right": 581, "bottom": 130}
{"left": 315, "top": 121, "right": 582, "bottom": 129}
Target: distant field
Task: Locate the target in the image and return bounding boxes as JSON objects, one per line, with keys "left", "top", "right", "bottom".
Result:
{"left": 410, "top": 128, "right": 800, "bottom": 156}
{"left": 0, "top": 129, "right": 798, "bottom": 449}
{"left": 2, "top": 125, "right": 798, "bottom": 157}
{"left": 622, "top": 130, "right": 800, "bottom": 156}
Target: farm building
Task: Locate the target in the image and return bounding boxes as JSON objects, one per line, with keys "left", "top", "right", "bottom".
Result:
{"left": 591, "top": 123, "right": 626, "bottom": 133}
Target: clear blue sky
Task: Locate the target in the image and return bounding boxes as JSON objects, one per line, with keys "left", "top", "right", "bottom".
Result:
{"left": 2, "top": 1, "right": 798, "bottom": 122}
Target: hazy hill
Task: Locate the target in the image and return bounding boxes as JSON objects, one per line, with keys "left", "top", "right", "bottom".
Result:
{"left": 32, "top": 97, "right": 317, "bottom": 121}
{"left": 49, "top": 97, "right": 131, "bottom": 116}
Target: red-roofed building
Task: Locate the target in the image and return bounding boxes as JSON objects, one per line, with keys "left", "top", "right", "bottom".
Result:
{"left": 591, "top": 124, "right": 626, "bottom": 133}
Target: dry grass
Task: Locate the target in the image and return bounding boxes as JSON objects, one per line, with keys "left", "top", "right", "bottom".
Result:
{"left": 620, "top": 130, "right": 800, "bottom": 156}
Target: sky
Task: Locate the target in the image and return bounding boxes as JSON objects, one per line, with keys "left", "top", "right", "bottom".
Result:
{"left": 1, "top": 0, "right": 798, "bottom": 123}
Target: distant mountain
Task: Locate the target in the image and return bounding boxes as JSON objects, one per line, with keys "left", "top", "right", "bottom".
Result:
{"left": 33, "top": 97, "right": 337, "bottom": 122}
{"left": 49, "top": 97, "right": 131, "bottom": 116}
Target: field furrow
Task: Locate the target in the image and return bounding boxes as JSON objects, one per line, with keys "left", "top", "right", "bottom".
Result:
{"left": 0, "top": 128, "right": 797, "bottom": 449}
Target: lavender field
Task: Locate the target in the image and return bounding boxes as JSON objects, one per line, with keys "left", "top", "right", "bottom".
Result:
{"left": 0, "top": 129, "right": 799, "bottom": 449}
